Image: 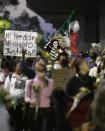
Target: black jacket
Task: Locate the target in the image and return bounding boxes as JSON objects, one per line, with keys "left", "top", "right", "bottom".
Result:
{"left": 66, "top": 73, "right": 96, "bottom": 102}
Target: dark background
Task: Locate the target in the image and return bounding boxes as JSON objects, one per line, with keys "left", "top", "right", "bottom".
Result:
{"left": 26, "top": 0, "right": 105, "bottom": 51}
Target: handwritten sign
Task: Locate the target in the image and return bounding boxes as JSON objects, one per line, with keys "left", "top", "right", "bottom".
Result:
{"left": 4, "top": 30, "right": 38, "bottom": 57}
{"left": 52, "top": 68, "right": 76, "bottom": 89}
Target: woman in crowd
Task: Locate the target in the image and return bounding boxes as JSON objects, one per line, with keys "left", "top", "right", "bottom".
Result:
{"left": 53, "top": 52, "right": 69, "bottom": 70}
{"left": 25, "top": 61, "right": 54, "bottom": 131}
{"left": 89, "top": 80, "right": 105, "bottom": 131}
{"left": 93, "top": 57, "right": 105, "bottom": 80}
{"left": 85, "top": 51, "right": 97, "bottom": 68}
{"left": 65, "top": 57, "right": 96, "bottom": 131}
{"left": 4, "top": 62, "right": 27, "bottom": 131}
{"left": 0, "top": 63, "right": 9, "bottom": 87}
{"left": 89, "top": 56, "right": 102, "bottom": 78}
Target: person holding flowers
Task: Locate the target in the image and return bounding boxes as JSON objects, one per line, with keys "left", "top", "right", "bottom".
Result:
{"left": 66, "top": 57, "right": 96, "bottom": 131}
{"left": 25, "top": 61, "right": 54, "bottom": 131}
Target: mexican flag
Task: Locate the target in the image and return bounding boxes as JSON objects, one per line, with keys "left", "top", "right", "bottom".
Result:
{"left": 59, "top": 10, "right": 80, "bottom": 55}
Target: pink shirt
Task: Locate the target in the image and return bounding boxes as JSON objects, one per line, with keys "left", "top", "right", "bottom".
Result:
{"left": 25, "top": 76, "right": 54, "bottom": 108}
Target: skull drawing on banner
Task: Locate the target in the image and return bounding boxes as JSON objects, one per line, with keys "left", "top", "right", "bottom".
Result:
{"left": 44, "top": 39, "right": 64, "bottom": 60}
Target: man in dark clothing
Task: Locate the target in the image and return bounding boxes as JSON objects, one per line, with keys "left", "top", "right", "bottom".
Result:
{"left": 20, "top": 49, "right": 36, "bottom": 79}
{"left": 21, "top": 60, "right": 35, "bottom": 79}
{"left": 51, "top": 88, "right": 72, "bottom": 131}
{"left": 20, "top": 50, "right": 47, "bottom": 79}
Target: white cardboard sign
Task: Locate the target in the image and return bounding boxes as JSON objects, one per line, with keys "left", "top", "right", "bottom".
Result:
{"left": 4, "top": 30, "right": 38, "bottom": 57}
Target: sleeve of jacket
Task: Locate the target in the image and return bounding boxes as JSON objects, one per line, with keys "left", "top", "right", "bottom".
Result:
{"left": 65, "top": 77, "right": 76, "bottom": 101}
{"left": 20, "top": 60, "right": 35, "bottom": 79}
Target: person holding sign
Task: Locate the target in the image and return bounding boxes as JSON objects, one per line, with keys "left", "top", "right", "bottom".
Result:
{"left": 20, "top": 49, "right": 35, "bottom": 79}
{"left": 20, "top": 49, "right": 47, "bottom": 79}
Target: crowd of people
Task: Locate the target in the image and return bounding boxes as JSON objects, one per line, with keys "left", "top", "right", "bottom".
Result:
{"left": 0, "top": 47, "right": 105, "bottom": 131}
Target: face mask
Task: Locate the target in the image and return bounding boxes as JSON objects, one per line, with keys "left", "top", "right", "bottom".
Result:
{"left": 96, "top": 61, "right": 101, "bottom": 66}
{"left": 53, "top": 64, "right": 60, "bottom": 70}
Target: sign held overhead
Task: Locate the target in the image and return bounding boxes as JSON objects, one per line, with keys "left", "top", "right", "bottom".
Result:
{"left": 4, "top": 30, "right": 38, "bottom": 57}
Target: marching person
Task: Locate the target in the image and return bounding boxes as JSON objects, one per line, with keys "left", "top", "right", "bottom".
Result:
{"left": 89, "top": 56, "right": 102, "bottom": 78}
{"left": 20, "top": 49, "right": 35, "bottom": 79}
{"left": 65, "top": 57, "right": 96, "bottom": 131}
{"left": 25, "top": 61, "right": 54, "bottom": 131}
{"left": 89, "top": 80, "right": 105, "bottom": 131}
{"left": 4, "top": 62, "right": 27, "bottom": 131}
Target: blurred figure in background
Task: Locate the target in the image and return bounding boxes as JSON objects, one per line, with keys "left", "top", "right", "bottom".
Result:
{"left": 90, "top": 80, "right": 105, "bottom": 131}
{"left": 0, "top": 88, "right": 11, "bottom": 131}
{"left": 4, "top": 62, "right": 27, "bottom": 131}
{"left": 53, "top": 52, "right": 69, "bottom": 70}
{"left": 85, "top": 51, "right": 98, "bottom": 68}
{"left": 0, "top": 103, "right": 10, "bottom": 131}
{"left": 21, "top": 49, "right": 45, "bottom": 79}
{"left": 21, "top": 49, "right": 35, "bottom": 79}
{"left": 89, "top": 56, "right": 102, "bottom": 78}
{"left": 53, "top": 58, "right": 60, "bottom": 70}
{"left": 0, "top": 62, "right": 9, "bottom": 87}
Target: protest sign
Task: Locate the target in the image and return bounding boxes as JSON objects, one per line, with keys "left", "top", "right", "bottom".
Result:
{"left": 4, "top": 30, "right": 38, "bottom": 57}
{"left": 52, "top": 68, "right": 76, "bottom": 89}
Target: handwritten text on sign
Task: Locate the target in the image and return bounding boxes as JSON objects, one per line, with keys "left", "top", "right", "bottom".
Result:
{"left": 4, "top": 30, "right": 38, "bottom": 57}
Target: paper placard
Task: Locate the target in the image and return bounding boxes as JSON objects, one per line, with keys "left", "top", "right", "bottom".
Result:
{"left": 4, "top": 30, "right": 38, "bottom": 57}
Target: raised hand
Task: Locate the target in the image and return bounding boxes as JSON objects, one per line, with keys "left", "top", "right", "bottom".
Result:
{"left": 22, "top": 48, "right": 26, "bottom": 60}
